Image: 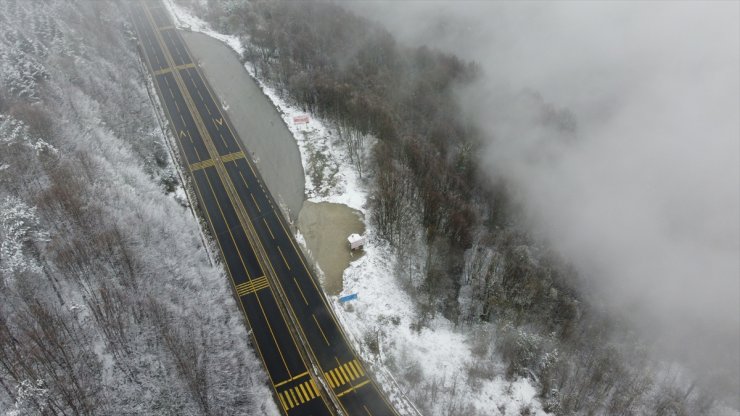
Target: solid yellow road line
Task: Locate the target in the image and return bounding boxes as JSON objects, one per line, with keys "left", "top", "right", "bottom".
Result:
{"left": 293, "top": 277, "right": 309, "bottom": 305}
{"left": 363, "top": 404, "right": 373, "bottom": 416}
{"left": 200, "top": 171, "right": 294, "bottom": 378}
{"left": 278, "top": 246, "right": 290, "bottom": 270}
{"left": 312, "top": 314, "right": 330, "bottom": 346}
{"left": 336, "top": 379, "right": 371, "bottom": 398}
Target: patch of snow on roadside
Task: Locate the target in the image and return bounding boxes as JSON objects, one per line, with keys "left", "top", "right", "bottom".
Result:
{"left": 162, "top": 0, "right": 244, "bottom": 55}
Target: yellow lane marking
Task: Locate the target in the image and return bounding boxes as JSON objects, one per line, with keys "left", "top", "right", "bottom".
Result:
{"left": 363, "top": 404, "right": 373, "bottom": 416}
{"left": 326, "top": 370, "right": 338, "bottom": 388}
{"left": 293, "top": 277, "right": 309, "bottom": 305}
{"left": 350, "top": 359, "right": 365, "bottom": 376}
{"left": 250, "top": 193, "right": 261, "bottom": 212}
{"left": 278, "top": 246, "right": 290, "bottom": 270}
{"left": 189, "top": 158, "right": 215, "bottom": 171}
{"left": 221, "top": 150, "right": 245, "bottom": 163}
{"left": 346, "top": 360, "right": 360, "bottom": 379}
{"left": 290, "top": 389, "right": 300, "bottom": 405}
{"left": 336, "top": 379, "right": 371, "bottom": 398}
{"left": 197, "top": 169, "right": 294, "bottom": 378}
{"left": 263, "top": 218, "right": 275, "bottom": 239}
{"left": 295, "top": 386, "right": 304, "bottom": 403}
{"left": 299, "top": 382, "right": 312, "bottom": 400}
{"left": 283, "top": 391, "right": 294, "bottom": 408}
{"left": 237, "top": 171, "right": 250, "bottom": 190}
{"left": 338, "top": 364, "right": 351, "bottom": 384}
{"left": 312, "top": 314, "right": 331, "bottom": 346}
{"left": 273, "top": 371, "right": 308, "bottom": 388}
{"left": 188, "top": 151, "right": 243, "bottom": 171}
{"left": 277, "top": 394, "right": 288, "bottom": 411}
{"left": 278, "top": 378, "right": 319, "bottom": 410}
{"left": 139, "top": 5, "right": 324, "bottom": 404}
{"left": 333, "top": 368, "right": 346, "bottom": 385}
{"left": 234, "top": 276, "right": 269, "bottom": 297}
{"left": 153, "top": 62, "right": 195, "bottom": 75}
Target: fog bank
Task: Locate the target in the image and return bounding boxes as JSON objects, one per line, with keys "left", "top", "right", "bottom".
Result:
{"left": 347, "top": 0, "right": 739, "bottom": 403}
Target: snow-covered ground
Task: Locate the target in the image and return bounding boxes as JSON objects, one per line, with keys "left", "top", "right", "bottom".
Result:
{"left": 163, "top": 2, "right": 547, "bottom": 414}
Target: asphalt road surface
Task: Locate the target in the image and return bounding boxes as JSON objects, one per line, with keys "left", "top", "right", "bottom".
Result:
{"left": 130, "top": 2, "right": 399, "bottom": 415}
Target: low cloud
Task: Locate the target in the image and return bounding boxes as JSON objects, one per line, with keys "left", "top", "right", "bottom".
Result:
{"left": 348, "top": 0, "right": 739, "bottom": 402}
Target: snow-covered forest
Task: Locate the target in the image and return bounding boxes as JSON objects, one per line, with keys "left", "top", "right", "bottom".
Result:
{"left": 0, "top": 1, "right": 275, "bottom": 414}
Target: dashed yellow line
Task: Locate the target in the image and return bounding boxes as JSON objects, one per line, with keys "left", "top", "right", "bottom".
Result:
{"left": 250, "top": 193, "right": 261, "bottom": 212}
{"left": 263, "top": 218, "right": 275, "bottom": 239}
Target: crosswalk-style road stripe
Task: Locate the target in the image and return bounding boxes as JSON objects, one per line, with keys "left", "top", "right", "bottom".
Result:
{"left": 324, "top": 359, "right": 365, "bottom": 389}
{"left": 278, "top": 379, "right": 320, "bottom": 411}
{"left": 235, "top": 276, "right": 269, "bottom": 297}
{"left": 189, "top": 158, "right": 215, "bottom": 171}
{"left": 221, "top": 150, "right": 245, "bottom": 163}
{"left": 153, "top": 62, "right": 195, "bottom": 76}
{"left": 190, "top": 151, "right": 245, "bottom": 172}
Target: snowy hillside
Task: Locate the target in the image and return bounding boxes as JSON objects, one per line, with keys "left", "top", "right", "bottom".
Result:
{"left": 0, "top": 1, "right": 275, "bottom": 414}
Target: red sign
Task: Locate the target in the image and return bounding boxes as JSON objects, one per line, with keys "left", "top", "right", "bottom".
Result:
{"left": 293, "top": 115, "right": 310, "bottom": 125}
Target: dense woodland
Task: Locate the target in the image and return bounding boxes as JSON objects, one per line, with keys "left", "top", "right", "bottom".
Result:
{"left": 186, "top": 1, "right": 725, "bottom": 414}
{"left": 0, "top": 1, "right": 273, "bottom": 414}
